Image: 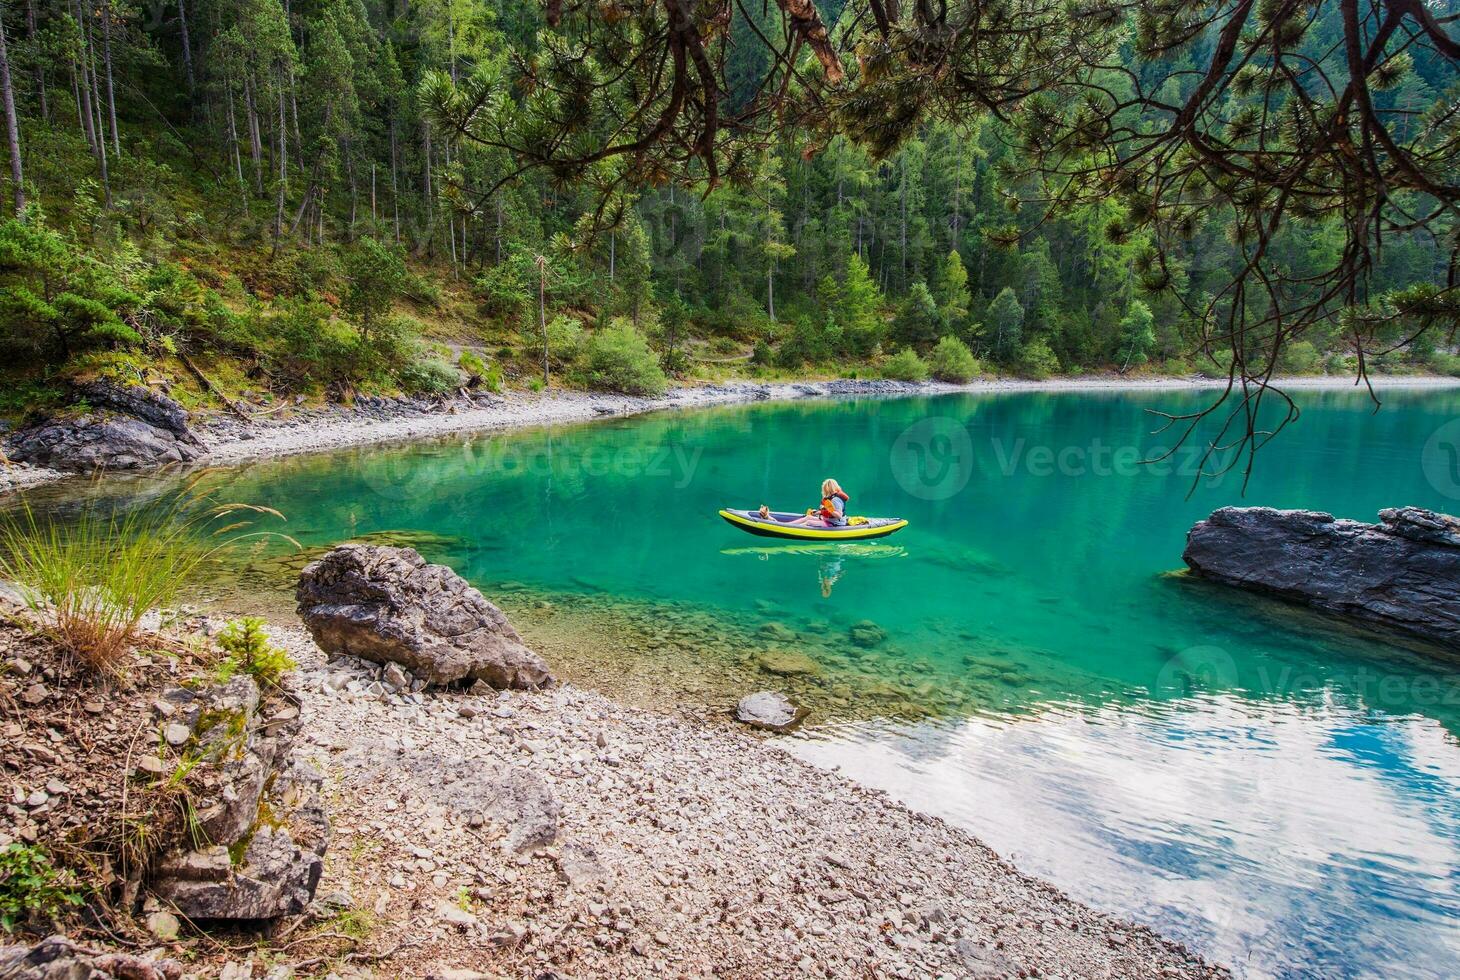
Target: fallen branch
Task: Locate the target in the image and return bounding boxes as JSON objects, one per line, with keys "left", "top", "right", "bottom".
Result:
{"left": 177, "top": 350, "right": 251, "bottom": 422}
{"left": 290, "top": 938, "right": 424, "bottom": 972}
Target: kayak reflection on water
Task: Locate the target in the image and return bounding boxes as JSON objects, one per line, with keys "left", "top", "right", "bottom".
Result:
{"left": 719, "top": 542, "right": 907, "bottom": 599}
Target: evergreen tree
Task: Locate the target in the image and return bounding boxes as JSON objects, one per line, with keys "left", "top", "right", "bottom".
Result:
{"left": 932, "top": 250, "right": 970, "bottom": 333}
{"left": 1117, "top": 301, "right": 1156, "bottom": 372}
{"left": 985, "top": 287, "right": 1025, "bottom": 365}
{"left": 890, "top": 281, "right": 941, "bottom": 351}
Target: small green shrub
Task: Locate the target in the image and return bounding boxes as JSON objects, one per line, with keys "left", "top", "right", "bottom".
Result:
{"left": 396, "top": 357, "right": 458, "bottom": 395}
{"left": 544, "top": 315, "right": 585, "bottom": 367}
{"left": 0, "top": 843, "right": 85, "bottom": 932}
{"left": 458, "top": 350, "right": 486, "bottom": 378}
{"left": 927, "top": 336, "right": 979, "bottom": 382}
{"left": 1016, "top": 337, "right": 1060, "bottom": 379}
{"left": 750, "top": 339, "right": 773, "bottom": 365}
{"left": 216, "top": 617, "right": 296, "bottom": 689}
{"left": 660, "top": 347, "right": 691, "bottom": 376}
{"left": 482, "top": 363, "right": 504, "bottom": 392}
{"left": 882, "top": 347, "right": 930, "bottom": 382}
{"left": 458, "top": 350, "right": 503, "bottom": 392}
{"left": 1277, "top": 340, "right": 1321, "bottom": 374}
{"left": 777, "top": 314, "right": 842, "bottom": 368}
{"left": 576, "top": 321, "right": 668, "bottom": 396}
{"left": 1429, "top": 352, "right": 1460, "bottom": 377}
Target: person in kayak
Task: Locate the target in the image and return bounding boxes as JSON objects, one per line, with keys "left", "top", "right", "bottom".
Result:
{"left": 759, "top": 479, "right": 850, "bottom": 527}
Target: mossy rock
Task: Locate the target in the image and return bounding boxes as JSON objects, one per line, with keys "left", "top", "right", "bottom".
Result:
{"left": 758, "top": 621, "right": 798, "bottom": 642}
{"left": 757, "top": 649, "right": 821, "bottom": 677}
{"left": 848, "top": 620, "right": 886, "bottom": 648}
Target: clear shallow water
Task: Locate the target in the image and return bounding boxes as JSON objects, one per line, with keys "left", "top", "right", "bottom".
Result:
{"left": 41, "top": 388, "right": 1460, "bottom": 976}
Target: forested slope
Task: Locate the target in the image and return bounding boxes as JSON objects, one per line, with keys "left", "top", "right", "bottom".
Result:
{"left": 0, "top": 0, "right": 1453, "bottom": 418}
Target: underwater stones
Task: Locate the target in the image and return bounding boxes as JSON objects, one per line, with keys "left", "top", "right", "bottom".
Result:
{"left": 756, "top": 649, "right": 820, "bottom": 677}
{"left": 735, "top": 691, "right": 809, "bottom": 732}
{"left": 1184, "top": 506, "right": 1460, "bottom": 648}
{"left": 757, "top": 621, "right": 798, "bottom": 642}
{"left": 296, "top": 544, "right": 554, "bottom": 690}
{"left": 848, "top": 620, "right": 887, "bottom": 649}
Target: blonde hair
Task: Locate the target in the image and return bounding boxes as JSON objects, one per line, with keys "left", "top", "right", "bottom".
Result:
{"left": 822, "top": 478, "right": 843, "bottom": 497}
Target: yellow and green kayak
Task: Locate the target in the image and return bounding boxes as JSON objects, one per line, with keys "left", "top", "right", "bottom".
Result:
{"left": 718, "top": 508, "right": 909, "bottom": 541}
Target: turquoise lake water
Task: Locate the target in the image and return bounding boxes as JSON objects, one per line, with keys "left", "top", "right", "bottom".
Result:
{"left": 43, "top": 387, "right": 1460, "bottom": 976}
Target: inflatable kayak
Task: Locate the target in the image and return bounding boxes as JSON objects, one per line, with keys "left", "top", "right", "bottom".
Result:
{"left": 718, "top": 508, "right": 909, "bottom": 541}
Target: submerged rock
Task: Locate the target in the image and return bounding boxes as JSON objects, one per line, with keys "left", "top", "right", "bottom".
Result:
{"left": 757, "top": 649, "right": 820, "bottom": 676}
{"left": 296, "top": 544, "right": 554, "bottom": 689}
{"left": 848, "top": 620, "right": 887, "bottom": 648}
{"left": 1183, "top": 506, "right": 1460, "bottom": 647}
{"left": 735, "top": 691, "right": 809, "bottom": 731}
{"left": 6, "top": 381, "right": 204, "bottom": 471}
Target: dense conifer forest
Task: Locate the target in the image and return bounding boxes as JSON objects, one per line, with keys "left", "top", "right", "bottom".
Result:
{"left": 0, "top": 0, "right": 1454, "bottom": 414}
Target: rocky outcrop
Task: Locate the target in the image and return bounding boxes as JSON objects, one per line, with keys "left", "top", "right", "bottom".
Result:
{"left": 147, "top": 676, "right": 328, "bottom": 920}
{"left": 1183, "top": 506, "right": 1460, "bottom": 647}
{"left": 735, "top": 691, "right": 809, "bottom": 731}
{"left": 296, "top": 544, "right": 554, "bottom": 689}
{"left": 5, "top": 381, "right": 204, "bottom": 471}
{"left": 0, "top": 935, "right": 184, "bottom": 979}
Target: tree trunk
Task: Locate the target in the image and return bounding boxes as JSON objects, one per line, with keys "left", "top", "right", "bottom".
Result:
{"left": 244, "top": 76, "right": 263, "bottom": 193}
{"left": 389, "top": 121, "right": 400, "bottom": 243}
{"left": 767, "top": 258, "right": 775, "bottom": 322}
{"left": 225, "top": 79, "right": 244, "bottom": 194}
{"left": 272, "top": 86, "right": 287, "bottom": 253}
{"left": 899, "top": 155, "right": 908, "bottom": 287}
{"left": 0, "top": 9, "right": 24, "bottom": 216}
{"left": 537, "top": 258, "right": 549, "bottom": 387}
{"left": 101, "top": 0, "right": 120, "bottom": 157}
{"left": 24, "top": 0, "right": 45, "bottom": 122}
{"left": 177, "top": 0, "right": 196, "bottom": 94}
{"left": 72, "top": 1, "right": 98, "bottom": 154}
{"left": 421, "top": 121, "right": 432, "bottom": 218}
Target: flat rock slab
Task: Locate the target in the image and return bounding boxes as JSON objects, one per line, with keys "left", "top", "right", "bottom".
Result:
{"left": 1183, "top": 506, "right": 1460, "bottom": 648}
{"left": 296, "top": 544, "right": 554, "bottom": 689}
{"left": 736, "top": 691, "right": 809, "bottom": 731}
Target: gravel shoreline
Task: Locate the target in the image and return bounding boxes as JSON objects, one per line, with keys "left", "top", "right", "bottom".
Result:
{"left": 264, "top": 622, "right": 1228, "bottom": 979}
{"left": 195, "top": 373, "right": 1460, "bottom": 466}
{"left": 5, "top": 373, "right": 1458, "bottom": 495}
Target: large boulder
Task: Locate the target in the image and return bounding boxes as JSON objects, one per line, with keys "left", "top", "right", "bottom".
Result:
{"left": 6, "top": 381, "right": 204, "bottom": 471}
{"left": 296, "top": 544, "right": 554, "bottom": 689}
{"left": 1183, "top": 506, "right": 1460, "bottom": 647}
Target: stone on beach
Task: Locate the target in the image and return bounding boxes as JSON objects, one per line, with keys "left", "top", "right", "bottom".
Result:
{"left": 735, "top": 690, "right": 808, "bottom": 731}
{"left": 295, "top": 544, "right": 554, "bottom": 689}
{"left": 1183, "top": 505, "right": 1460, "bottom": 647}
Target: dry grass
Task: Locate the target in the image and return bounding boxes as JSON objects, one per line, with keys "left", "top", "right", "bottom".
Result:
{"left": 0, "top": 486, "right": 293, "bottom": 676}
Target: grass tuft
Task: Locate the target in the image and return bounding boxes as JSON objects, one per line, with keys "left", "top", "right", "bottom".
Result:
{"left": 0, "top": 490, "right": 297, "bottom": 676}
